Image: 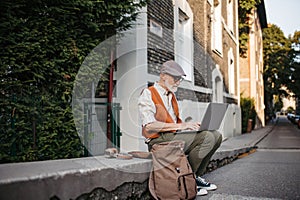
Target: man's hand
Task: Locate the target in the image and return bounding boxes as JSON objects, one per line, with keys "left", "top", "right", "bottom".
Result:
{"left": 179, "top": 122, "right": 201, "bottom": 130}
{"left": 144, "top": 121, "right": 200, "bottom": 133}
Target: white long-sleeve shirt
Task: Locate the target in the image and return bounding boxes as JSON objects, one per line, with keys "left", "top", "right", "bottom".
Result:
{"left": 138, "top": 82, "right": 179, "bottom": 127}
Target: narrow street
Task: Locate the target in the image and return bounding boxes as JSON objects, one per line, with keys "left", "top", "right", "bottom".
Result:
{"left": 198, "top": 116, "right": 300, "bottom": 200}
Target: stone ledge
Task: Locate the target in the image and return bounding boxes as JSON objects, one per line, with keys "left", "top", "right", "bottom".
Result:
{"left": 0, "top": 144, "right": 258, "bottom": 200}
{"left": 0, "top": 156, "right": 152, "bottom": 200}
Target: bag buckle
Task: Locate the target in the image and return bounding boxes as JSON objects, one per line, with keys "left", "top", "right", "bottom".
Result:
{"left": 145, "top": 138, "right": 152, "bottom": 144}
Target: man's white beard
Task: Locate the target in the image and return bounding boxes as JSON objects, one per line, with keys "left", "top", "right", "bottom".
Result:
{"left": 164, "top": 80, "right": 178, "bottom": 93}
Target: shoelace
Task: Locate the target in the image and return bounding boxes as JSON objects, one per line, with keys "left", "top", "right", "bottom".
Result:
{"left": 197, "top": 177, "right": 210, "bottom": 186}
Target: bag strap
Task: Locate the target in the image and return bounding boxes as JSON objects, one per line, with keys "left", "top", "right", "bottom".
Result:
{"left": 128, "top": 151, "right": 152, "bottom": 159}
{"left": 105, "top": 148, "right": 134, "bottom": 160}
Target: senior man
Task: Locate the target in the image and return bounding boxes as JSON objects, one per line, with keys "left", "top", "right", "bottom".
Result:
{"left": 138, "top": 60, "right": 222, "bottom": 196}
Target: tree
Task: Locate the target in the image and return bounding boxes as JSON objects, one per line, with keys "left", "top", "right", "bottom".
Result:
{"left": 262, "top": 24, "right": 293, "bottom": 117}
{"left": 0, "top": 0, "right": 148, "bottom": 163}
{"left": 287, "top": 31, "right": 300, "bottom": 98}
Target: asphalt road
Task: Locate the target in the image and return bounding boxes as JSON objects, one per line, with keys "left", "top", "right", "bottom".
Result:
{"left": 197, "top": 116, "right": 300, "bottom": 200}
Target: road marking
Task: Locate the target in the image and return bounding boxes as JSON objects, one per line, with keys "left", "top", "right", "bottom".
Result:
{"left": 237, "top": 149, "right": 257, "bottom": 159}
{"left": 278, "top": 136, "right": 300, "bottom": 139}
{"left": 208, "top": 194, "right": 281, "bottom": 200}
{"left": 257, "top": 148, "right": 300, "bottom": 152}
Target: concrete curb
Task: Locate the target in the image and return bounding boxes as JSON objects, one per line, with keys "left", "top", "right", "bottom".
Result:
{"left": 0, "top": 125, "right": 275, "bottom": 200}
{"left": 211, "top": 125, "right": 274, "bottom": 162}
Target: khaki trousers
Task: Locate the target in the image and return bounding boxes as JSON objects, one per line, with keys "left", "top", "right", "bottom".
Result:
{"left": 148, "top": 130, "right": 222, "bottom": 176}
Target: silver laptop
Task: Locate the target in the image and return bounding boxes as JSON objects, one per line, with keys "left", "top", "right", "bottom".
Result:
{"left": 178, "top": 103, "right": 228, "bottom": 133}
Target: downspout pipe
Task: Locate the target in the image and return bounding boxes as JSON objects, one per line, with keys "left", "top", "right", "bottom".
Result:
{"left": 107, "top": 50, "right": 114, "bottom": 147}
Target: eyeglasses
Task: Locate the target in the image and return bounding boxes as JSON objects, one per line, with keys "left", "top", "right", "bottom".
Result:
{"left": 173, "top": 76, "right": 184, "bottom": 82}
{"left": 166, "top": 73, "right": 184, "bottom": 83}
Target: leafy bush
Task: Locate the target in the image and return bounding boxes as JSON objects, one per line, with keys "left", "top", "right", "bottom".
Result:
{"left": 0, "top": 0, "right": 147, "bottom": 163}
{"left": 240, "top": 97, "right": 257, "bottom": 133}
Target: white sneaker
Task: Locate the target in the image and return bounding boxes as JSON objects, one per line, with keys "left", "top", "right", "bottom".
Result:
{"left": 196, "top": 176, "right": 217, "bottom": 191}
{"left": 197, "top": 188, "right": 208, "bottom": 196}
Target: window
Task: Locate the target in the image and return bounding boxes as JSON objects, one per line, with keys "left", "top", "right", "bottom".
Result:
{"left": 227, "top": 0, "right": 234, "bottom": 33}
{"left": 228, "top": 48, "right": 235, "bottom": 94}
{"left": 150, "top": 19, "right": 163, "bottom": 37}
{"left": 212, "top": 0, "right": 223, "bottom": 55}
{"left": 174, "top": 0, "right": 193, "bottom": 81}
{"left": 212, "top": 66, "right": 224, "bottom": 103}
{"left": 256, "top": 64, "right": 259, "bottom": 81}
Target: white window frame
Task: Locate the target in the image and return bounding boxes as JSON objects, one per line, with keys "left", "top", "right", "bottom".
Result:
{"left": 212, "top": 66, "right": 224, "bottom": 103}
{"left": 256, "top": 64, "right": 259, "bottom": 81}
{"left": 228, "top": 48, "right": 235, "bottom": 94}
{"left": 227, "top": 0, "right": 234, "bottom": 33}
{"left": 207, "top": 0, "right": 213, "bottom": 6}
{"left": 150, "top": 19, "right": 163, "bottom": 38}
{"left": 212, "top": 0, "right": 223, "bottom": 55}
{"left": 174, "top": 0, "right": 194, "bottom": 81}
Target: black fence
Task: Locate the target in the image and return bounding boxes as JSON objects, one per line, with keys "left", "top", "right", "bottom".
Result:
{"left": 83, "top": 102, "right": 122, "bottom": 156}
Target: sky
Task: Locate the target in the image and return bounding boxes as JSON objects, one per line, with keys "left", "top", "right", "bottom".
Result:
{"left": 264, "top": 0, "right": 300, "bottom": 37}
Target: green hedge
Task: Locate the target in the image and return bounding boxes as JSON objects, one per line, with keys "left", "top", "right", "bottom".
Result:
{"left": 0, "top": 0, "right": 147, "bottom": 163}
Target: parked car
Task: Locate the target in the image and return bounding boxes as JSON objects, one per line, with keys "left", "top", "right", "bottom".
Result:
{"left": 295, "top": 115, "right": 300, "bottom": 125}
{"left": 287, "top": 113, "right": 295, "bottom": 120}
{"left": 291, "top": 115, "right": 300, "bottom": 125}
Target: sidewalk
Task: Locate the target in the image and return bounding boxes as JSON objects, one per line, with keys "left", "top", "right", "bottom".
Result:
{"left": 0, "top": 124, "right": 275, "bottom": 200}
{"left": 211, "top": 124, "right": 275, "bottom": 161}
